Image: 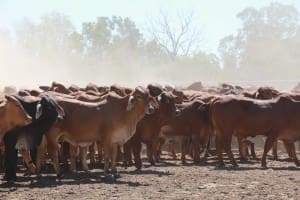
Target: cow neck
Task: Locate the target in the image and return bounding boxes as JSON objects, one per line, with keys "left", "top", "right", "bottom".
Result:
{"left": 151, "top": 106, "right": 165, "bottom": 125}
{"left": 124, "top": 99, "right": 146, "bottom": 127}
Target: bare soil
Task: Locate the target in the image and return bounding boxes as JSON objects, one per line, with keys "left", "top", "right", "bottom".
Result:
{"left": 0, "top": 150, "right": 299, "bottom": 200}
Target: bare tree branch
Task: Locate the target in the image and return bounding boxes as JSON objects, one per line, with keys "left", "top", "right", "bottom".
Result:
{"left": 145, "top": 9, "right": 202, "bottom": 59}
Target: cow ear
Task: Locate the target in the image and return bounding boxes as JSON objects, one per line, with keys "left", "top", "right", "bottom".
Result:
{"left": 126, "top": 96, "right": 135, "bottom": 111}
{"left": 5, "top": 95, "right": 19, "bottom": 104}
{"left": 35, "top": 103, "right": 42, "bottom": 119}
{"left": 0, "top": 100, "right": 5, "bottom": 111}
{"left": 157, "top": 95, "right": 162, "bottom": 102}
{"left": 57, "top": 105, "right": 65, "bottom": 117}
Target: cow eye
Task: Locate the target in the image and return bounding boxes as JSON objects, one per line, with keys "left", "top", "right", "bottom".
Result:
{"left": 136, "top": 95, "right": 142, "bottom": 99}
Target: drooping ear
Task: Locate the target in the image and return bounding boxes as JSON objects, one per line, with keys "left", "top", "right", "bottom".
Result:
{"left": 35, "top": 103, "right": 42, "bottom": 119}
{"left": 254, "top": 91, "right": 259, "bottom": 99}
{"left": 126, "top": 95, "right": 135, "bottom": 111}
{"left": 0, "top": 100, "right": 6, "bottom": 111}
{"left": 5, "top": 95, "right": 18, "bottom": 103}
{"left": 157, "top": 95, "right": 162, "bottom": 102}
{"left": 150, "top": 97, "right": 159, "bottom": 109}
{"left": 56, "top": 105, "right": 65, "bottom": 118}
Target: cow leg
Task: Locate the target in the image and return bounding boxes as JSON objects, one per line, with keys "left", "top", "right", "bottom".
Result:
{"left": 20, "top": 149, "right": 36, "bottom": 174}
{"left": 223, "top": 135, "right": 238, "bottom": 167}
{"left": 191, "top": 137, "right": 200, "bottom": 164}
{"left": 272, "top": 140, "right": 278, "bottom": 160}
{"left": 0, "top": 145, "right": 4, "bottom": 172}
{"left": 215, "top": 134, "right": 225, "bottom": 167}
{"left": 36, "top": 136, "right": 47, "bottom": 173}
{"left": 30, "top": 148, "right": 37, "bottom": 165}
{"left": 133, "top": 141, "right": 142, "bottom": 170}
{"left": 89, "top": 143, "right": 96, "bottom": 169}
{"left": 262, "top": 135, "right": 278, "bottom": 168}
{"left": 111, "top": 143, "right": 119, "bottom": 176}
{"left": 123, "top": 140, "right": 133, "bottom": 167}
{"left": 284, "top": 142, "right": 300, "bottom": 166}
{"left": 4, "top": 144, "right": 18, "bottom": 182}
{"left": 69, "top": 145, "right": 77, "bottom": 172}
{"left": 103, "top": 143, "right": 112, "bottom": 175}
{"left": 60, "top": 142, "right": 70, "bottom": 167}
{"left": 283, "top": 141, "right": 293, "bottom": 160}
{"left": 97, "top": 141, "right": 103, "bottom": 164}
{"left": 47, "top": 140, "right": 61, "bottom": 178}
{"left": 155, "top": 138, "right": 164, "bottom": 162}
{"left": 79, "top": 146, "right": 89, "bottom": 172}
{"left": 180, "top": 139, "right": 186, "bottom": 164}
{"left": 168, "top": 140, "right": 176, "bottom": 160}
{"left": 116, "top": 146, "right": 123, "bottom": 163}
{"left": 240, "top": 141, "right": 248, "bottom": 160}
{"left": 250, "top": 142, "right": 256, "bottom": 159}
{"left": 237, "top": 137, "right": 246, "bottom": 160}
{"left": 147, "top": 142, "right": 155, "bottom": 165}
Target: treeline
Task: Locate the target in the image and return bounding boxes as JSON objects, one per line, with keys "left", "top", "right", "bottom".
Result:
{"left": 0, "top": 3, "right": 299, "bottom": 88}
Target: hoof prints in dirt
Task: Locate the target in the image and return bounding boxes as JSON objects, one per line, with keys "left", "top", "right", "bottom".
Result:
{"left": 0, "top": 152, "right": 300, "bottom": 199}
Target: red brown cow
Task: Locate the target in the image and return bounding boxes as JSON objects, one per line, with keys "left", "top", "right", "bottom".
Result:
{"left": 159, "top": 100, "right": 210, "bottom": 164}
{"left": 123, "top": 91, "right": 178, "bottom": 169}
{"left": 0, "top": 95, "right": 32, "bottom": 143}
{"left": 211, "top": 95, "right": 300, "bottom": 168}
{"left": 41, "top": 87, "right": 155, "bottom": 178}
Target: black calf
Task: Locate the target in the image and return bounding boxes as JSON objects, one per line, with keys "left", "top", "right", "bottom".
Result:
{"left": 4, "top": 95, "right": 63, "bottom": 182}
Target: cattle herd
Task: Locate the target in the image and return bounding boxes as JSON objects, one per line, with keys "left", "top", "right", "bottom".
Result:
{"left": 0, "top": 81, "right": 300, "bottom": 185}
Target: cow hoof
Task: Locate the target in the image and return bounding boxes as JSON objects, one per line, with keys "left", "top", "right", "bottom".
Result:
{"left": 89, "top": 163, "right": 95, "bottom": 169}
{"left": 114, "top": 173, "right": 121, "bottom": 179}
{"left": 103, "top": 174, "right": 116, "bottom": 183}
{"left": 232, "top": 164, "right": 239, "bottom": 168}
{"left": 149, "top": 161, "right": 155, "bottom": 166}
{"left": 4, "top": 176, "right": 17, "bottom": 183}
{"left": 23, "top": 172, "right": 31, "bottom": 177}
{"left": 4, "top": 180, "right": 16, "bottom": 188}
{"left": 261, "top": 164, "right": 268, "bottom": 169}
{"left": 216, "top": 163, "right": 225, "bottom": 168}
{"left": 134, "top": 168, "right": 141, "bottom": 173}
{"left": 57, "top": 172, "right": 64, "bottom": 180}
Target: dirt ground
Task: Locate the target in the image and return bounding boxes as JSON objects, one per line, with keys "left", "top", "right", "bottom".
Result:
{"left": 0, "top": 150, "right": 299, "bottom": 200}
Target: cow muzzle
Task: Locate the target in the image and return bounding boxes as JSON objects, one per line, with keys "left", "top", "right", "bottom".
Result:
{"left": 146, "top": 105, "right": 155, "bottom": 114}
{"left": 175, "top": 108, "right": 181, "bottom": 116}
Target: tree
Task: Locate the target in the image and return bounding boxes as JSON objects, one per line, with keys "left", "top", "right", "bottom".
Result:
{"left": 218, "top": 3, "right": 300, "bottom": 82}
{"left": 146, "top": 10, "right": 203, "bottom": 59}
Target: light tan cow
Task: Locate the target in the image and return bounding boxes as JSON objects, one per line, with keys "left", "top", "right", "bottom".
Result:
{"left": 41, "top": 87, "right": 156, "bottom": 178}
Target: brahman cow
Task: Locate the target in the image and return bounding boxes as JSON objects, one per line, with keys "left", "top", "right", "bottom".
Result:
{"left": 41, "top": 86, "right": 155, "bottom": 178}
{"left": 159, "top": 100, "right": 210, "bottom": 164}
{"left": 211, "top": 95, "right": 300, "bottom": 168}
{"left": 123, "top": 91, "right": 179, "bottom": 169}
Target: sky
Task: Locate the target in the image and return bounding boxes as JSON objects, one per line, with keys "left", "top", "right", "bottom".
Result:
{"left": 0, "top": 0, "right": 299, "bottom": 54}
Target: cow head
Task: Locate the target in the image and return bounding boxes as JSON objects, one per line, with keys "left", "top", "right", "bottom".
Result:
{"left": 147, "top": 83, "right": 164, "bottom": 97}
{"left": 0, "top": 95, "right": 32, "bottom": 143}
{"left": 255, "top": 87, "right": 279, "bottom": 100}
{"left": 157, "top": 92, "right": 180, "bottom": 117}
{"left": 126, "top": 86, "right": 157, "bottom": 114}
{"left": 36, "top": 95, "right": 65, "bottom": 122}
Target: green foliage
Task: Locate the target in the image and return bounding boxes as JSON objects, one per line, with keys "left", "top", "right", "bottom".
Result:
{"left": 219, "top": 3, "right": 300, "bottom": 83}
